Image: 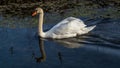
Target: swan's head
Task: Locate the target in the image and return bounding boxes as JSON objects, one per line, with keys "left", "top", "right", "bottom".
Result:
{"left": 32, "top": 8, "right": 43, "bottom": 16}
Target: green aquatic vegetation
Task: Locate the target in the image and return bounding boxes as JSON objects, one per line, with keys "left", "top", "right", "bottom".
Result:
{"left": 62, "top": 6, "right": 98, "bottom": 18}
{"left": 63, "top": 6, "right": 120, "bottom": 19}
{"left": 95, "top": 7, "right": 120, "bottom": 18}
{"left": 0, "top": 0, "right": 120, "bottom": 28}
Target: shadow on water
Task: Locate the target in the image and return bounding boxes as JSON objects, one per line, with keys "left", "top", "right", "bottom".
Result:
{"left": 0, "top": 14, "right": 120, "bottom": 68}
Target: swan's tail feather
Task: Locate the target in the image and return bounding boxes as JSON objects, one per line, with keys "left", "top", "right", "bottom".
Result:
{"left": 81, "top": 25, "right": 96, "bottom": 34}
{"left": 86, "top": 25, "right": 96, "bottom": 32}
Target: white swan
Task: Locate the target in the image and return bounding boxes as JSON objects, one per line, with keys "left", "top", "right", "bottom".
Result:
{"left": 32, "top": 8, "right": 96, "bottom": 39}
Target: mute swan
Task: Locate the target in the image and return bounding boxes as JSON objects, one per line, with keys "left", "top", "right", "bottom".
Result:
{"left": 32, "top": 8, "right": 96, "bottom": 39}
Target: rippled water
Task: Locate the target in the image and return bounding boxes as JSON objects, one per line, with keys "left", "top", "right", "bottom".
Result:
{"left": 0, "top": 14, "right": 120, "bottom": 68}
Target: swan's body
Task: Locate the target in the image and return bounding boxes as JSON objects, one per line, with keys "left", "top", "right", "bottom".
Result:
{"left": 44, "top": 17, "right": 95, "bottom": 38}
{"left": 32, "top": 8, "right": 96, "bottom": 39}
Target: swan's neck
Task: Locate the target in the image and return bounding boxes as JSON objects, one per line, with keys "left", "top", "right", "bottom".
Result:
{"left": 38, "top": 12, "right": 45, "bottom": 37}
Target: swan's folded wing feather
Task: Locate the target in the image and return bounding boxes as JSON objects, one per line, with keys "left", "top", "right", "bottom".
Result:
{"left": 47, "top": 17, "right": 87, "bottom": 35}
{"left": 50, "top": 22, "right": 70, "bottom": 35}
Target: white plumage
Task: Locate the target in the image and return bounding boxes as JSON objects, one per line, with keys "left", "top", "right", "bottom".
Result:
{"left": 32, "top": 8, "right": 96, "bottom": 39}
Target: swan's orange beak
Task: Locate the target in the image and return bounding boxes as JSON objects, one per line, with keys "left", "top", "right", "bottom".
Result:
{"left": 32, "top": 11, "right": 37, "bottom": 16}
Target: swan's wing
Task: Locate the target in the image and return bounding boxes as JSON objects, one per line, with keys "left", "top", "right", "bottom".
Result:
{"left": 48, "top": 17, "right": 86, "bottom": 35}
{"left": 51, "top": 17, "right": 86, "bottom": 30}
{"left": 50, "top": 22, "right": 71, "bottom": 35}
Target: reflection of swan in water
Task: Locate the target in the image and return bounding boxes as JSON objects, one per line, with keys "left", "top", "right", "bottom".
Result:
{"left": 34, "top": 38, "right": 63, "bottom": 63}
{"left": 33, "top": 35, "right": 120, "bottom": 63}
{"left": 54, "top": 35, "right": 87, "bottom": 48}
{"left": 34, "top": 38, "right": 46, "bottom": 62}
{"left": 55, "top": 39, "right": 84, "bottom": 48}
{"left": 56, "top": 34, "right": 120, "bottom": 56}
{"left": 32, "top": 8, "right": 96, "bottom": 39}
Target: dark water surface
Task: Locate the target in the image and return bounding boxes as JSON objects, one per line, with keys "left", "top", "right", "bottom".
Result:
{"left": 0, "top": 15, "right": 120, "bottom": 68}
